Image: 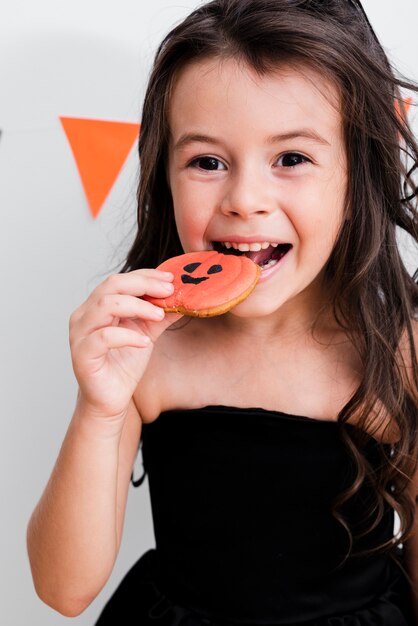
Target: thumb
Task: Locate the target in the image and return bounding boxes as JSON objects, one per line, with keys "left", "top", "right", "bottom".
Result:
{"left": 146, "top": 311, "right": 184, "bottom": 343}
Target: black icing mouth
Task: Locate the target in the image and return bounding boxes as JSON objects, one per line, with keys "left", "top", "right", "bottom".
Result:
{"left": 212, "top": 242, "right": 293, "bottom": 268}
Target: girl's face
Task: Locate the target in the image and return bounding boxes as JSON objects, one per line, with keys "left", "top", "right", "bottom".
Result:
{"left": 167, "top": 58, "right": 347, "bottom": 320}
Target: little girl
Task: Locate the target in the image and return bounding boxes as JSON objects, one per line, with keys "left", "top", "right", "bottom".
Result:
{"left": 27, "top": 1, "right": 418, "bottom": 624}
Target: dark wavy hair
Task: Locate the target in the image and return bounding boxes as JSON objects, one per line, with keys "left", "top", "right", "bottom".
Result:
{"left": 122, "top": 0, "right": 418, "bottom": 581}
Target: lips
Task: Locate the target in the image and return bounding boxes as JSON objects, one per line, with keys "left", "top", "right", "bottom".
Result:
{"left": 212, "top": 240, "right": 292, "bottom": 268}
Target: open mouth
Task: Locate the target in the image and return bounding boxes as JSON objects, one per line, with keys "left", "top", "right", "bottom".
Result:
{"left": 212, "top": 241, "right": 292, "bottom": 269}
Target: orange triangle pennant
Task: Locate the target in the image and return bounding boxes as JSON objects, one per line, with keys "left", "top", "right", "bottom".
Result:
{"left": 395, "top": 96, "right": 412, "bottom": 123}
{"left": 60, "top": 117, "right": 140, "bottom": 218}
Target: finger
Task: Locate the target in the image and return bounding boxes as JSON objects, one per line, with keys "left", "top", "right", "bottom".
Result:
{"left": 129, "top": 268, "right": 174, "bottom": 280}
{"left": 75, "top": 326, "right": 152, "bottom": 363}
{"left": 73, "top": 294, "right": 168, "bottom": 338}
{"left": 95, "top": 271, "right": 174, "bottom": 298}
{"left": 72, "top": 280, "right": 175, "bottom": 336}
{"left": 71, "top": 269, "right": 174, "bottom": 324}
{"left": 141, "top": 311, "right": 184, "bottom": 343}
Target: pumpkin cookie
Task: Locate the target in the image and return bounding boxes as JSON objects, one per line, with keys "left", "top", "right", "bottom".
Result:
{"left": 145, "top": 251, "right": 261, "bottom": 317}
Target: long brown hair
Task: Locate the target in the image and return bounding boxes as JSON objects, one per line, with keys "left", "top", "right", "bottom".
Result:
{"left": 123, "top": 0, "right": 418, "bottom": 579}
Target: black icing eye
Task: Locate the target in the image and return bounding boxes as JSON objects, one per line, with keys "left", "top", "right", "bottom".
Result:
{"left": 208, "top": 264, "right": 222, "bottom": 274}
{"left": 183, "top": 262, "right": 201, "bottom": 273}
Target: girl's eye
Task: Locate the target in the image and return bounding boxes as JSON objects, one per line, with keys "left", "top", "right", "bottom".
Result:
{"left": 277, "top": 152, "right": 309, "bottom": 168}
{"left": 189, "top": 156, "right": 226, "bottom": 171}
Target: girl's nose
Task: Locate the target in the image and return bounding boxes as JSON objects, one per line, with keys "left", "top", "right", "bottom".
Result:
{"left": 219, "top": 169, "right": 275, "bottom": 219}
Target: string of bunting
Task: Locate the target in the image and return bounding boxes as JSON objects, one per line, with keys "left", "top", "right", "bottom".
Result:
{"left": 0, "top": 98, "right": 413, "bottom": 219}
{"left": 0, "top": 117, "right": 140, "bottom": 219}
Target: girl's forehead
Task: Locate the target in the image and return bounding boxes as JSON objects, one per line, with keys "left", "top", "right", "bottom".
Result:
{"left": 168, "top": 57, "right": 342, "bottom": 144}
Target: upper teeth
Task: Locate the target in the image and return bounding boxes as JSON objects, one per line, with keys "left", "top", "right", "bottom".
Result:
{"left": 220, "top": 241, "right": 278, "bottom": 252}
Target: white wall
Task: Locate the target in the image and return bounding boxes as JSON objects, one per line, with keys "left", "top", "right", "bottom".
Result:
{"left": 1, "top": 1, "right": 417, "bottom": 625}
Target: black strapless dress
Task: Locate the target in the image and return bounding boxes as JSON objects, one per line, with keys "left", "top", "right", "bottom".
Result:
{"left": 94, "top": 406, "right": 414, "bottom": 625}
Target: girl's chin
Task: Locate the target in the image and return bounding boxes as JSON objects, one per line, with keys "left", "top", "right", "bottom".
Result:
{"left": 226, "top": 293, "right": 286, "bottom": 319}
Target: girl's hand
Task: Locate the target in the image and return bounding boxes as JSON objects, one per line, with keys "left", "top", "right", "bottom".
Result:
{"left": 69, "top": 269, "right": 182, "bottom": 420}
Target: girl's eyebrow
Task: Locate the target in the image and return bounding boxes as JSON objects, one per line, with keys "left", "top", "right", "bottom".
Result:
{"left": 267, "top": 129, "right": 331, "bottom": 146}
{"left": 173, "top": 128, "right": 330, "bottom": 150}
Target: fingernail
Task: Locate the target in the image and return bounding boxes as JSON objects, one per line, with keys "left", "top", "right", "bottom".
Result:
{"left": 162, "top": 281, "right": 174, "bottom": 291}
{"left": 162, "top": 272, "right": 174, "bottom": 279}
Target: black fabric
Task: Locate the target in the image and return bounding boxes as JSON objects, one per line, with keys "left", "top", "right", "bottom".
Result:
{"left": 95, "top": 405, "right": 414, "bottom": 625}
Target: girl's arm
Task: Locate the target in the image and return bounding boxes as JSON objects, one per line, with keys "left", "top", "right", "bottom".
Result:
{"left": 26, "top": 269, "right": 180, "bottom": 617}
{"left": 26, "top": 398, "right": 142, "bottom": 617}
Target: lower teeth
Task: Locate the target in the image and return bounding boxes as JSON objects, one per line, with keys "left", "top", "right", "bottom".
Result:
{"left": 260, "top": 258, "right": 278, "bottom": 269}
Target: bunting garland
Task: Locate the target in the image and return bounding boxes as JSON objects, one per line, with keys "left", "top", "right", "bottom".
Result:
{"left": 395, "top": 96, "right": 412, "bottom": 123}
{"left": 0, "top": 99, "right": 414, "bottom": 220}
